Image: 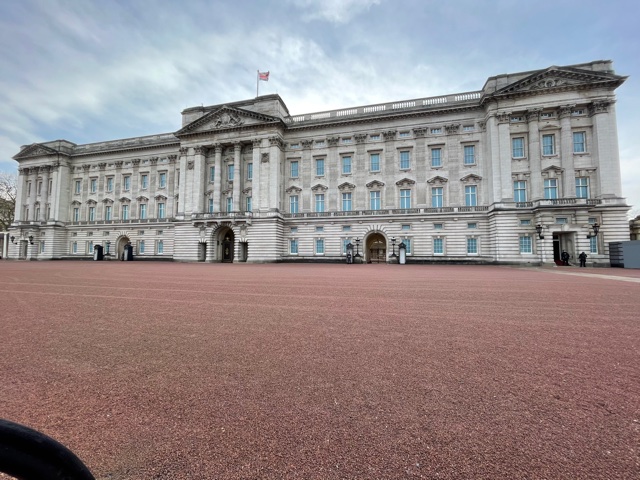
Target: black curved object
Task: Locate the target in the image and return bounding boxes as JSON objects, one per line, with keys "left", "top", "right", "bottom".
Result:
{"left": 0, "top": 419, "right": 95, "bottom": 480}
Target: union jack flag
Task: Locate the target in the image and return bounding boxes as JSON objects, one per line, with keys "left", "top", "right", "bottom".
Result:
{"left": 258, "top": 71, "right": 269, "bottom": 81}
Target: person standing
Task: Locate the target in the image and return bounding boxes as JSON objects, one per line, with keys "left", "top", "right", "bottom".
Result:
{"left": 561, "top": 250, "right": 570, "bottom": 266}
{"left": 579, "top": 251, "right": 587, "bottom": 267}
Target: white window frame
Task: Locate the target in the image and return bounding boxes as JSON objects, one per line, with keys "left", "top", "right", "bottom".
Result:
{"left": 433, "top": 237, "right": 444, "bottom": 255}
{"left": 467, "top": 237, "right": 478, "bottom": 255}
{"left": 370, "top": 191, "right": 381, "bottom": 210}
{"left": 431, "top": 187, "right": 443, "bottom": 208}
{"left": 544, "top": 178, "right": 558, "bottom": 199}
{"left": 431, "top": 148, "right": 442, "bottom": 168}
{"left": 519, "top": 236, "right": 533, "bottom": 254}
{"left": 370, "top": 153, "right": 380, "bottom": 172}
{"left": 342, "top": 156, "right": 352, "bottom": 175}
{"left": 290, "top": 238, "right": 298, "bottom": 254}
{"left": 290, "top": 195, "right": 299, "bottom": 214}
{"left": 513, "top": 180, "right": 527, "bottom": 202}
{"left": 342, "top": 192, "right": 352, "bottom": 211}
{"left": 399, "top": 150, "right": 411, "bottom": 170}
{"left": 573, "top": 131, "right": 586, "bottom": 153}
{"left": 159, "top": 172, "right": 167, "bottom": 188}
{"left": 315, "top": 238, "right": 325, "bottom": 255}
{"left": 290, "top": 160, "right": 299, "bottom": 178}
{"left": 512, "top": 137, "right": 525, "bottom": 158}
{"left": 400, "top": 189, "right": 411, "bottom": 209}
{"left": 463, "top": 145, "right": 476, "bottom": 165}
{"left": 464, "top": 185, "right": 477, "bottom": 207}
{"left": 315, "top": 158, "right": 325, "bottom": 177}
{"left": 315, "top": 193, "right": 325, "bottom": 212}
{"left": 542, "top": 134, "right": 555, "bottom": 156}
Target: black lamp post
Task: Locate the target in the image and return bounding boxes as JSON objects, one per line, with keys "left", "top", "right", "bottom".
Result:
{"left": 535, "top": 224, "right": 545, "bottom": 240}
{"left": 28, "top": 235, "right": 34, "bottom": 245}
{"left": 354, "top": 237, "right": 361, "bottom": 258}
{"left": 390, "top": 237, "right": 397, "bottom": 259}
{"left": 10, "top": 236, "right": 16, "bottom": 244}
{"left": 587, "top": 222, "right": 600, "bottom": 239}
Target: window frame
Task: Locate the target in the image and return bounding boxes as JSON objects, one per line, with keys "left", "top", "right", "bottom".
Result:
{"left": 542, "top": 134, "right": 556, "bottom": 156}
{"left": 463, "top": 145, "right": 476, "bottom": 165}
{"left": 370, "top": 152, "right": 381, "bottom": 172}
{"left": 342, "top": 155, "right": 352, "bottom": 175}
{"left": 431, "top": 147, "right": 442, "bottom": 168}
{"left": 512, "top": 137, "right": 525, "bottom": 159}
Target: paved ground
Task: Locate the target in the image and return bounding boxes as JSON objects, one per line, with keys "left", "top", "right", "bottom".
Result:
{"left": 0, "top": 262, "right": 638, "bottom": 479}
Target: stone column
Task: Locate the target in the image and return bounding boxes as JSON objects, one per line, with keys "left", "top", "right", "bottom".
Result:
{"left": 301, "top": 139, "right": 313, "bottom": 211}
{"left": 178, "top": 147, "right": 188, "bottom": 216}
{"left": 167, "top": 155, "right": 177, "bottom": 217}
{"left": 113, "top": 161, "right": 123, "bottom": 220}
{"left": 496, "top": 114, "right": 513, "bottom": 201}
{"left": 232, "top": 143, "right": 242, "bottom": 212}
{"left": 148, "top": 157, "right": 158, "bottom": 217}
{"left": 96, "top": 163, "right": 106, "bottom": 220}
{"left": 131, "top": 159, "right": 140, "bottom": 219}
{"left": 213, "top": 144, "right": 223, "bottom": 213}
{"left": 590, "top": 101, "right": 622, "bottom": 197}
{"left": 39, "top": 166, "right": 50, "bottom": 221}
{"left": 412, "top": 128, "right": 427, "bottom": 205}
{"left": 327, "top": 136, "right": 339, "bottom": 210}
{"left": 193, "top": 146, "right": 206, "bottom": 213}
{"left": 268, "top": 137, "right": 284, "bottom": 210}
{"left": 354, "top": 134, "right": 367, "bottom": 210}
{"left": 382, "top": 130, "right": 396, "bottom": 207}
{"left": 527, "top": 109, "right": 542, "bottom": 200}
{"left": 52, "top": 161, "right": 71, "bottom": 222}
{"left": 251, "top": 139, "right": 262, "bottom": 211}
{"left": 14, "top": 168, "right": 26, "bottom": 222}
{"left": 559, "top": 105, "right": 576, "bottom": 197}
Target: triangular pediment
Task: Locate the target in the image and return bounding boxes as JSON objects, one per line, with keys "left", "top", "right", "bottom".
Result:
{"left": 366, "top": 180, "right": 385, "bottom": 189}
{"left": 175, "top": 106, "right": 282, "bottom": 137}
{"left": 460, "top": 174, "right": 482, "bottom": 183}
{"left": 13, "top": 143, "right": 58, "bottom": 160}
{"left": 285, "top": 185, "right": 302, "bottom": 194}
{"left": 395, "top": 177, "right": 416, "bottom": 187}
{"left": 427, "top": 175, "right": 448, "bottom": 184}
{"left": 338, "top": 182, "right": 356, "bottom": 191}
{"left": 311, "top": 184, "right": 328, "bottom": 192}
{"left": 542, "top": 165, "right": 564, "bottom": 174}
{"left": 492, "top": 66, "right": 626, "bottom": 97}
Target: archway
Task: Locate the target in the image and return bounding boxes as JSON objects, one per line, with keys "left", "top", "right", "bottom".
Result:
{"left": 215, "top": 227, "right": 235, "bottom": 263}
{"left": 365, "top": 232, "right": 387, "bottom": 263}
{"left": 116, "top": 236, "right": 131, "bottom": 261}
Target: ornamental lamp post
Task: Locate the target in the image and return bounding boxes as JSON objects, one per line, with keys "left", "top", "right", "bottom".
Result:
{"left": 535, "top": 224, "right": 545, "bottom": 240}
{"left": 390, "top": 237, "right": 397, "bottom": 259}
{"left": 587, "top": 222, "right": 600, "bottom": 238}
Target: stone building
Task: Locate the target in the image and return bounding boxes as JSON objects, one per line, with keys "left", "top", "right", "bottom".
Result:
{"left": 8, "top": 60, "right": 630, "bottom": 265}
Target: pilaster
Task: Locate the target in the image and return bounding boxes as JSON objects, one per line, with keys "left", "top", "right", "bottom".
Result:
{"left": 178, "top": 147, "right": 188, "bottom": 216}
{"left": 559, "top": 105, "right": 576, "bottom": 197}
{"left": 193, "top": 146, "right": 206, "bottom": 213}
{"left": 251, "top": 139, "right": 262, "bottom": 211}
{"left": 527, "top": 109, "right": 542, "bottom": 200}
{"left": 590, "top": 101, "right": 622, "bottom": 197}
{"left": 213, "top": 144, "right": 223, "bottom": 213}
{"left": 269, "top": 136, "right": 284, "bottom": 210}
{"left": 496, "top": 112, "right": 513, "bottom": 201}
{"left": 232, "top": 143, "right": 242, "bottom": 212}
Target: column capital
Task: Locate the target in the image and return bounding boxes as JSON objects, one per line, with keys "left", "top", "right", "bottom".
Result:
{"left": 213, "top": 143, "right": 223, "bottom": 154}
{"left": 234, "top": 142, "right": 242, "bottom": 153}
{"left": 496, "top": 111, "right": 511, "bottom": 124}
{"left": 559, "top": 105, "right": 576, "bottom": 119}
{"left": 327, "top": 136, "right": 339, "bottom": 147}
{"left": 526, "top": 108, "right": 542, "bottom": 123}
{"left": 354, "top": 133, "right": 367, "bottom": 144}
{"left": 252, "top": 138, "right": 262, "bottom": 148}
{"left": 179, "top": 146, "right": 189, "bottom": 156}
{"left": 589, "top": 100, "right": 610, "bottom": 116}
{"left": 194, "top": 145, "right": 207, "bottom": 155}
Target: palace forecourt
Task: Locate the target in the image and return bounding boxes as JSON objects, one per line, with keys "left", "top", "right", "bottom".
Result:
{"left": 1, "top": 261, "right": 638, "bottom": 479}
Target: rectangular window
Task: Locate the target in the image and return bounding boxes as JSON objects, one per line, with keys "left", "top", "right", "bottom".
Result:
{"left": 576, "top": 177, "right": 589, "bottom": 198}
{"left": 139, "top": 240, "right": 145, "bottom": 254}
{"left": 573, "top": 132, "right": 586, "bottom": 153}
{"left": 465, "top": 185, "right": 477, "bottom": 206}
{"left": 370, "top": 153, "right": 380, "bottom": 172}
{"left": 400, "top": 151, "right": 410, "bottom": 169}
{"left": 342, "top": 225, "right": 351, "bottom": 232}
{"left": 467, "top": 222, "right": 477, "bottom": 229}
{"left": 519, "top": 236, "right": 532, "bottom": 254}
{"left": 40, "top": 241, "right": 45, "bottom": 253}
{"left": 157, "top": 239, "right": 164, "bottom": 254}
{"left": 431, "top": 148, "right": 442, "bottom": 167}
{"left": 246, "top": 196, "right": 252, "bottom": 212}
{"left": 73, "top": 207, "right": 79, "bottom": 222}
{"left": 431, "top": 128, "right": 442, "bottom": 134}
{"left": 35, "top": 207, "right": 40, "bottom": 220}
{"left": 434, "top": 223, "right": 443, "bottom": 230}
{"left": 370, "top": 134, "right": 380, "bottom": 140}
{"left": 342, "top": 238, "right": 351, "bottom": 254}
{"left": 399, "top": 131, "right": 410, "bottom": 138}
{"left": 122, "top": 204, "right": 129, "bottom": 220}
{"left": 208, "top": 198, "right": 214, "bottom": 213}
{"left": 48, "top": 179, "right": 52, "bottom": 194}
{"left": 123, "top": 176, "right": 131, "bottom": 190}
{"left": 159, "top": 172, "right": 167, "bottom": 188}
{"left": 158, "top": 203, "right": 165, "bottom": 219}
{"left": 37, "top": 181, "right": 42, "bottom": 195}
{"left": 107, "top": 177, "right": 114, "bottom": 192}
{"left": 72, "top": 241, "right": 78, "bottom": 254}
{"left": 402, "top": 224, "right": 410, "bottom": 231}
{"left": 463, "top": 145, "right": 476, "bottom": 165}
{"left": 226, "top": 197, "right": 233, "bottom": 212}
{"left": 433, "top": 238, "right": 443, "bottom": 254}
{"left": 463, "top": 125, "right": 474, "bottom": 132}
{"left": 139, "top": 204, "right": 147, "bottom": 219}
{"left": 589, "top": 236, "right": 598, "bottom": 254}
{"left": 512, "top": 137, "right": 525, "bottom": 158}
{"left": 290, "top": 160, "right": 299, "bottom": 178}
{"left": 290, "top": 195, "right": 299, "bottom": 214}
{"left": 542, "top": 134, "right": 555, "bottom": 155}
{"left": 88, "top": 241, "right": 94, "bottom": 254}
{"left": 556, "top": 217, "right": 568, "bottom": 224}
{"left": 315, "top": 238, "right": 324, "bottom": 254}
{"left": 402, "top": 238, "right": 411, "bottom": 254}
{"left": 342, "top": 192, "right": 352, "bottom": 211}
{"left": 247, "top": 163, "right": 253, "bottom": 180}
{"left": 316, "top": 158, "right": 325, "bottom": 176}
{"left": 88, "top": 206, "right": 95, "bottom": 221}
{"left": 400, "top": 189, "right": 411, "bottom": 209}
{"left": 544, "top": 179, "right": 558, "bottom": 199}
{"left": 228, "top": 164, "right": 234, "bottom": 181}
{"left": 104, "top": 241, "right": 111, "bottom": 254}
{"left": 74, "top": 180, "right": 81, "bottom": 194}
{"left": 315, "top": 194, "right": 325, "bottom": 212}
{"left": 342, "top": 156, "right": 352, "bottom": 174}
{"left": 513, "top": 180, "right": 527, "bottom": 202}
{"left": 370, "top": 191, "right": 381, "bottom": 210}
{"left": 315, "top": 226, "right": 324, "bottom": 232}
{"left": 290, "top": 239, "right": 298, "bottom": 254}
{"left": 467, "top": 238, "right": 478, "bottom": 254}
{"left": 290, "top": 227, "right": 298, "bottom": 233}
{"left": 105, "top": 205, "right": 112, "bottom": 221}
{"left": 90, "top": 178, "right": 97, "bottom": 193}
{"left": 520, "top": 219, "right": 531, "bottom": 226}
{"left": 209, "top": 166, "right": 215, "bottom": 182}
{"left": 431, "top": 187, "right": 443, "bottom": 208}
{"left": 141, "top": 174, "right": 148, "bottom": 189}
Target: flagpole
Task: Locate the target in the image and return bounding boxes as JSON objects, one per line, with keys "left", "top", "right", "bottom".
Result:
{"left": 256, "top": 70, "right": 259, "bottom": 97}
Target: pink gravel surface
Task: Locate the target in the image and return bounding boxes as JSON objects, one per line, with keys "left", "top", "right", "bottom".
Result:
{"left": 0, "top": 261, "right": 638, "bottom": 479}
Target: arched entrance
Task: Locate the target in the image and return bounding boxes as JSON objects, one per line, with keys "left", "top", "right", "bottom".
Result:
{"left": 366, "top": 232, "right": 387, "bottom": 263}
{"left": 116, "top": 236, "right": 131, "bottom": 261}
{"left": 216, "top": 227, "right": 235, "bottom": 263}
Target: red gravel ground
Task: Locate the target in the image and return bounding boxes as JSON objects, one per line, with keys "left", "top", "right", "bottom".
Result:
{"left": 0, "top": 262, "right": 638, "bottom": 479}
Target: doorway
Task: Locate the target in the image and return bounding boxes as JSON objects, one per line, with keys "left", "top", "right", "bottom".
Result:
{"left": 366, "top": 233, "right": 387, "bottom": 263}
{"left": 116, "top": 236, "right": 131, "bottom": 260}
{"left": 216, "top": 227, "right": 235, "bottom": 263}
{"left": 198, "top": 242, "right": 207, "bottom": 262}
{"left": 553, "top": 232, "right": 576, "bottom": 265}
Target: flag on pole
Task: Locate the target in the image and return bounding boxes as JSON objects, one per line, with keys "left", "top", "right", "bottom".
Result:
{"left": 258, "top": 71, "right": 270, "bottom": 81}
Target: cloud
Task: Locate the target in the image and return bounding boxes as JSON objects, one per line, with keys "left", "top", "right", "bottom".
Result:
{"left": 286, "top": 0, "right": 381, "bottom": 23}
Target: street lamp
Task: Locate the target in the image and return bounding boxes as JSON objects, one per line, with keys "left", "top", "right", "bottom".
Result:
{"left": 390, "top": 237, "right": 397, "bottom": 258}
{"left": 535, "top": 224, "right": 545, "bottom": 240}
{"left": 28, "top": 235, "right": 34, "bottom": 245}
{"left": 10, "top": 236, "right": 16, "bottom": 244}
{"left": 354, "top": 237, "right": 361, "bottom": 258}
{"left": 587, "top": 222, "right": 600, "bottom": 239}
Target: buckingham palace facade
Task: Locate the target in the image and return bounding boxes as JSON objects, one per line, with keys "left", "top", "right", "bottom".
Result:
{"left": 8, "top": 60, "right": 630, "bottom": 265}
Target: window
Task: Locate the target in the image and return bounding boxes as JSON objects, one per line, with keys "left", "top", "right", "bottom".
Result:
{"left": 246, "top": 196, "right": 252, "bottom": 212}
{"left": 342, "top": 192, "right": 352, "bottom": 211}
{"left": 72, "top": 241, "right": 78, "bottom": 254}
{"left": 290, "top": 227, "right": 298, "bottom": 233}
{"left": 157, "top": 240, "right": 164, "bottom": 254}
{"left": 519, "top": 236, "right": 532, "bottom": 254}
{"left": 90, "top": 178, "right": 97, "bottom": 193}
{"left": 290, "top": 195, "right": 299, "bottom": 214}
{"left": 467, "top": 238, "right": 478, "bottom": 254}
{"left": 122, "top": 204, "right": 129, "bottom": 220}
{"left": 399, "top": 131, "right": 410, "bottom": 138}
{"left": 465, "top": 185, "right": 477, "bottom": 206}
{"left": 139, "top": 204, "right": 147, "bottom": 219}
{"left": 520, "top": 219, "right": 531, "bottom": 226}
{"left": 88, "top": 241, "right": 94, "bottom": 254}
{"left": 544, "top": 179, "right": 558, "bottom": 199}
{"left": 290, "top": 160, "right": 299, "bottom": 178}
{"left": 402, "top": 237, "right": 411, "bottom": 254}
{"left": 159, "top": 172, "right": 167, "bottom": 188}
{"left": 315, "top": 238, "right": 324, "bottom": 254}
{"left": 433, "top": 238, "right": 444, "bottom": 254}
{"left": 37, "top": 181, "right": 42, "bottom": 195}
{"left": 467, "top": 222, "right": 477, "bottom": 229}
{"left": 431, "top": 148, "right": 442, "bottom": 167}
{"left": 370, "top": 134, "right": 380, "bottom": 141}
{"left": 342, "top": 156, "right": 352, "bottom": 174}
{"left": 158, "top": 203, "right": 166, "bottom": 219}
{"left": 24, "top": 207, "right": 29, "bottom": 220}
{"left": 35, "top": 206, "right": 40, "bottom": 220}
{"left": 431, "top": 128, "right": 442, "bottom": 134}
{"left": 247, "top": 163, "right": 253, "bottom": 180}
{"left": 88, "top": 206, "right": 95, "bottom": 221}
{"left": 105, "top": 241, "right": 111, "bottom": 254}
{"left": 588, "top": 217, "right": 597, "bottom": 224}
{"left": 463, "top": 125, "right": 474, "bottom": 132}
{"left": 27, "top": 182, "right": 32, "bottom": 196}
{"left": 400, "top": 151, "right": 410, "bottom": 169}
{"left": 512, "top": 137, "right": 525, "bottom": 158}
{"left": 141, "top": 174, "right": 148, "bottom": 189}
{"left": 139, "top": 240, "right": 145, "bottom": 254}
{"left": 402, "top": 224, "right": 410, "bottom": 231}
{"left": 434, "top": 223, "right": 443, "bottom": 230}
{"left": 290, "top": 239, "right": 298, "bottom": 254}
{"left": 342, "top": 137, "right": 352, "bottom": 144}
{"left": 73, "top": 207, "right": 79, "bottom": 222}
{"left": 107, "top": 177, "right": 114, "bottom": 192}
{"left": 315, "top": 140, "right": 325, "bottom": 147}
{"left": 513, "top": 181, "right": 527, "bottom": 202}
{"left": 48, "top": 179, "right": 52, "bottom": 194}
{"left": 431, "top": 187, "right": 443, "bottom": 208}
{"left": 228, "top": 164, "right": 234, "bottom": 181}
{"left": 342, "top": 238, "right": 351, "bottom": 254}
{"left": 74, "top": 180, "right": 81, "bottom": 194}
{"left": 542, "top": 134, "right": 555, "bottom": 155}
{"left": 226, "top": 197, "right": 233, "bottom": 212}
{"left": 370, "top": 191, "right": 381, "bottom": 210}
{"left": 463, "top": 145, "right": 476, "bottom": 165}
{"left": 316, "top": 158, "right": 325, "bottom": 176}
{"left": 576, "top": 177, "right": 589, "bottom": 198}
{"left": 105, "top": 205, "right": 112, "bottom": 221}
{"left": 315, "top": 194, "right": 325, "bottom": 212}
{"left": 556, "top": 217, "right": 567, "bottom": 224}
{"left": 370, "top": 153, "right": 380, "bottom": 172}
{"left": 573, "top": 132, "right": 586, "bottom": 153}
{"left": 40, "top": 241, "right": 45, "bottom": 253}
{"left": 123, "top": 176, "right": 131, "bottom": 191}
{"left": 400, "top": 189, "right": 411, "bottom": 209}
{"left": 342, "top": 225, "right": 351, "bottom": 232}
{"left": 209, "top": 166, "right": 215, "bottom": 182}
{"left": 589, "top": 236, "right": 598, "bottom": 254}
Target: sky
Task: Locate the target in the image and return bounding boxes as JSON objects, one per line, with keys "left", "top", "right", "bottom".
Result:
{"left": 1, "top": 0, "right": 638, "bottom": 215}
